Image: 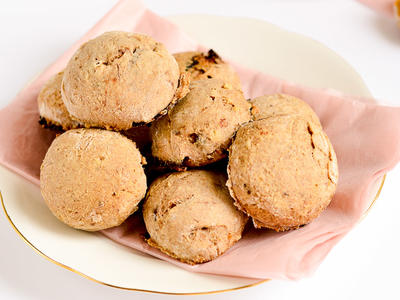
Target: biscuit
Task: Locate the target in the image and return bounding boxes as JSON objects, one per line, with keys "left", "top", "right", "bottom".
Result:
{"left": 40, "top": 128, "right": 147, "bottom": 231}
{"left": 250, "top": 94, "right": 321, "bottom": 124}
{"left": 37, "top": 71, "right": 81, "bottom": 130}
{"left": 62, "top": 31, "right": 184, "bottom": 130}
{"left": 151, "top": 79, "right": 251, "bottom": 167}
{"left": 227, "top": 116, "right": 338, "bottom": 231}
{"left": 143, "top": 170, "right": 248, "bottom": 264}
{"left": 174, "top": 50, "right": 241, "bottom": 89}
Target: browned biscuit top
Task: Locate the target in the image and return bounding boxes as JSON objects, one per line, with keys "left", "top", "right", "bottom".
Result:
{"left": 62, "top": 31, "right": 180, "bottom": 130}
{"left": 173, "top": 50, "right": 242, "bottom": 90}
{"left": 40, "top": 128, "right": 147, "bottom": 231}
{"left": 250, "top": 94, "right": 321, "bottom": 124}
{"left": 151, "top": 78, "right": 251, "bottom": 167}
{"left": 143, "top": 170, "right": 247, "bottom": 264}
{"left": 227, "top": 115, "right": 338, "bottom": 231}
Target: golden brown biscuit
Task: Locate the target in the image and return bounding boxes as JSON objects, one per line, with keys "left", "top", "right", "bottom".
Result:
{"left": 143, "top": 170, "right": 248, "bottom": 264}
{"left": 227, "top": 116, "right": 338, "bottom": 231}
{"left": 250, "top": 94, "right": 321, "bottom": 124}
{"left": 40, "top": 128, "right": 147, "bottom": 231}
{"left": 174, "top": 50, "right": 242, "bottom": 89}
{"left": 62, "top": 31, "right": 184, "bottom": 130}
{"left": 37, "top": 71, "right": 81, "bottom": 130}
{"left": 151, "top": 79, "right": 251, "bottom": 167}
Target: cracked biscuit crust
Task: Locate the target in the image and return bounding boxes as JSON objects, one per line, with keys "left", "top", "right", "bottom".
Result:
{"left": 40, "top": 128, "right": 147, "bottom": 231}
{"left": 150, "top": 78, "right": 251, "bottom": 167}
{"left": 62, "top": 31, "right": 181, "bottom": 130}
{"left": 227, "top": 116, "right": 338, "bottom": 231}
{"left": 143, "top": 170, "right": 248, "bottom": 264}
{"left": 173, "top": 50, "right": 242, "bottom": 90}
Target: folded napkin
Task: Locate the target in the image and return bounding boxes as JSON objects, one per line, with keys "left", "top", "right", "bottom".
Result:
{"left": 1, "top": 0, "right": 400, "bottom": 280}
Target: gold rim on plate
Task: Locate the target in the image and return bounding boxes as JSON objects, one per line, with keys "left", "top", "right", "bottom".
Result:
{"left": 0, "top": 174, "right": 385, "bottom": 295}
{"left": 0, "top": 191, "right": 269, "bottom": 295}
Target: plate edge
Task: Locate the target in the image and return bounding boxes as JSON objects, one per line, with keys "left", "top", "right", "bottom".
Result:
{"left": 0, "top": 173, "right": 385, "bottom": 294}
{"left": 0, "top": 190, "right": 269, "bottom": 295}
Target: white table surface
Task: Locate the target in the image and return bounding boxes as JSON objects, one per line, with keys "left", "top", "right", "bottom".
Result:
{"left": 0, "top": 0, "right": 399, "bottom": 299}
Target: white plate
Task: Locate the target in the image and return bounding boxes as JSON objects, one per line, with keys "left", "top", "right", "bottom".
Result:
{"left": 0, "top": 14, "right": 383, "bottom": 295}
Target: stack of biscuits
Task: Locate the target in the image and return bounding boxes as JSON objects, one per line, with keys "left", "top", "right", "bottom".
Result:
{"left": 39, "top": 31, "right": 338, "bottom": 265}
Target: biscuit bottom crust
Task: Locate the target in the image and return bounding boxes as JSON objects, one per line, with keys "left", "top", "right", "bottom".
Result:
{"left": 146, "top": 235, "right": 242, "bottom": 265}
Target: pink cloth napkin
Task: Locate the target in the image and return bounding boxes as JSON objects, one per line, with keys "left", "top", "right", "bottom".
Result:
{"left": 1, "top": 0, "right": 400, "bottom": 280}
{"left": 358, "top": 0, "right": 399, "bottom": 18}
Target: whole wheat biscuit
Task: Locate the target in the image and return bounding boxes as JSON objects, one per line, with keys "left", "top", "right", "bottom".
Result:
{"left": 227, "top": 116, "right": 338, "bottom": 231}
{"left": 173, "top": 50, "right": 242, "bottom": 89}
{"left": 40, "top": 128, "right": 147, "bottom": 231}
{"left": 250, "top": 94, "right": 321, "bottom": 124}
{"left": 151, "top": 78, "right": 251, "bottom": 167}
{"left": 62, "top": 31, "right": 184, "bottom": 130}
{"left": 143, "top": 170, "right": 248, "bottom": 264}
{"left": 37, "top": 71, "right": 81, "bottom": 130}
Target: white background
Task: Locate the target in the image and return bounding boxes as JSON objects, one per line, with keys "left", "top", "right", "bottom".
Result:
{"left": 0, "top": 0, "right": 399, "bottom": 299}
